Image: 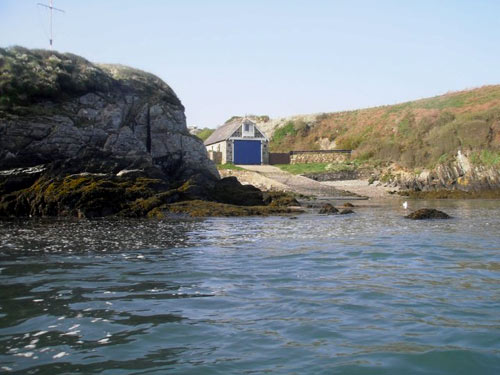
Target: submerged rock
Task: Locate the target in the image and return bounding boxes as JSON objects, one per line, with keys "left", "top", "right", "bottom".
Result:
{"left": 405, "top": 208, "right": 451, "bottom": 220}
{"left": 340, "top": 208, "right": 354, "bottom": 215}
{"left": 318, "top": 203, "right": 339, "bottom": 214}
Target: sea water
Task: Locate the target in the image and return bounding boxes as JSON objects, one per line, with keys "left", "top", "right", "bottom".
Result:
{"left": 0, "top": 200, "right": 499, "bottom": 374}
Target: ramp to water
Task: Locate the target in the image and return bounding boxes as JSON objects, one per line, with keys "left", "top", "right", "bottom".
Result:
{"left": 237, "top": 165, "right": 365, "bottom": 199}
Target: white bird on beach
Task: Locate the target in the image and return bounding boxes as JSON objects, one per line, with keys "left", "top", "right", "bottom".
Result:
{"left": 403, "top": 201, "right": 408, "bottom": 210}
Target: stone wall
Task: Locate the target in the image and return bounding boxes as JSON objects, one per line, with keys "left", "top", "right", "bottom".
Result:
{"left": 290, "top": 151, "right": 350, "bottom": 164}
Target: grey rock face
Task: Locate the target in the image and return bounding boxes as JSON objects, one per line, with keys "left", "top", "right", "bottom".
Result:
{"left": 0, "top": 47, "right": 219, "bottom": 180}
{"left": 396, "top": 151, "right": 500, "bottom": 192}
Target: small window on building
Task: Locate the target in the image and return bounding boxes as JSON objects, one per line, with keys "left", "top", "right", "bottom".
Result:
{"left": 242, "top": 122, "right": 254, "bottom": 137}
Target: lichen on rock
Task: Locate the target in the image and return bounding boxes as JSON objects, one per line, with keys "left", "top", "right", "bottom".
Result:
{"left": 0, "top": 46, "right": 218, "bottom": 181}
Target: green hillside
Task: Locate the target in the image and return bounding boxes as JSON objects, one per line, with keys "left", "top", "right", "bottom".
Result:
{"left": 270, "top": 85, "right": 500, "bottom": 169}
{"left": 195, "top": 128, "right": 215, "bottom": 142}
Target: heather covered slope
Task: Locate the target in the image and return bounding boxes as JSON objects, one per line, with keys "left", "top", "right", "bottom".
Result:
{"left": 269, "top": 85, "right": 500, "bottom": 169}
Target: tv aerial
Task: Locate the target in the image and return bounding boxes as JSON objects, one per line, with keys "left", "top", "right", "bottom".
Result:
{"left": 37, "top": 0, "right": 65, "bottom": 49}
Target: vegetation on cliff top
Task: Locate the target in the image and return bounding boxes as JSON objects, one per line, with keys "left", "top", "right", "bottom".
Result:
{"left": 269, "top": 85, "right": 500, "bottom": 169}
{"left": 0, "top": 46, "right": 180, "bottom": 109}
{"left": 195, "top": 128, "right": 215, "bottom": 141}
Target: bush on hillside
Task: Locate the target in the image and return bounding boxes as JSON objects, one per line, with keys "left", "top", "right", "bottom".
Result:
{"left": 196, "top": 128, "right": 215, "bottom": 141}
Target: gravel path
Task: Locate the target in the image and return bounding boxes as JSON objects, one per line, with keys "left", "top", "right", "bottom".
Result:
{"left": 236, "top": 165, "right": 360, "bottom": 198}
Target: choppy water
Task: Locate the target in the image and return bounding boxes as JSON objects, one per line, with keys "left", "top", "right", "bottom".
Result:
{"left": 1, "top": 200, "right": 499, "bottom": 374}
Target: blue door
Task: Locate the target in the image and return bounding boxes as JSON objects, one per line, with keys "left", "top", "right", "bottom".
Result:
{"left": 233, "top": 140, "right": 261, "bottom": 164}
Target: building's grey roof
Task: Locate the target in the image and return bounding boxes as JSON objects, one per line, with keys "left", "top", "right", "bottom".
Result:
{"left": 204, "top": 118, "right": 246, "bottom": 145}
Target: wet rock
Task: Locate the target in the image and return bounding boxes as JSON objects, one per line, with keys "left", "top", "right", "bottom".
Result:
{"left": 263, "top": 191, "right": 300, "bottom": 207}
{"left": 340, "top": 209, "right": 354, "bottom": 215}
{"left": 211, "top": 177, "right": 264, "bottom": 206}
{"left": 343, "top": 202, "right": 354, "bottom": 207}
{"left": 319, "top": 203, "right": 339, "bottom": 214}
{"left": 405, "top": 208, "right": 451, "bottom": 220}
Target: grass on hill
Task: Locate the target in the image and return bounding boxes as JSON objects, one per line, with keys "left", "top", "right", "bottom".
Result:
{"left": 275, "top": 161, "right": 358, "bottom": 175}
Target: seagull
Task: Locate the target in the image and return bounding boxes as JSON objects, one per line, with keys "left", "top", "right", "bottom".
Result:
{"left": 403, "top": 201, "right": 408, "bottom": 210}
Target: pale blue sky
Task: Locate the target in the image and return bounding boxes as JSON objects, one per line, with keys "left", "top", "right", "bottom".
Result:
{"left": 1, "top": 0, "right": 499, "bottom": 128}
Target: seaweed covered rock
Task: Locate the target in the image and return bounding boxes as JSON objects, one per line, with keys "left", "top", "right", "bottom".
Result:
{"left": 263, "top": 191, "right": 300, "bottom": 207}
{"left": 0, "top": 172, "right": 299, "bottom": 218}
{"left": 319, "top": 203, "right": 339, "bottom": 214}
{"left": 0, "top": 173, "right": 168, "bottom": 218}
{"left": 405, "top": 208, "right": 451, "bottom": 220}
{"left": 151, "top": 200, "right": 298, "bottom": 218}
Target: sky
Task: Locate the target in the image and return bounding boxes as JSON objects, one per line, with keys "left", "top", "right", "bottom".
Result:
{"left": 1, "top": 0, "right": 499, "bottom": 128}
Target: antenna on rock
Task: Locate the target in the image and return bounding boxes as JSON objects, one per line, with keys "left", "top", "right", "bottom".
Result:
{"left": 37, "top": 0, "right": 65, "bottom": 49}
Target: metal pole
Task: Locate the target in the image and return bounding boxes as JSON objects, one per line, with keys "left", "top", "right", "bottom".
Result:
{"left": 50, "top": 0, "right": 53, "bottom": 48}
{"left": 37, "top": 1, "right": 65, "bottom": 49}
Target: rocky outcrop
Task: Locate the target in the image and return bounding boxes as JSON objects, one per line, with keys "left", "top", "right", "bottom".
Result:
{"left": 0, "top": 47, "right": 218, "bottom": 181}
{"left": 405, "top": 209, "right": 451, "bottom": 220}
{"left": 0, "top": 48, "right": 302, "bottom": 218}
{"left": 305, "top": 170, "right": 359, "bottom": 181}
{"left": 366, "top": 150, "right": 500, "bottom": 194}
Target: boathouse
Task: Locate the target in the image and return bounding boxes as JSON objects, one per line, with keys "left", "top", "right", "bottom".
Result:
{"left": 204, "top": 118, "right": 269, "bottom": 165}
